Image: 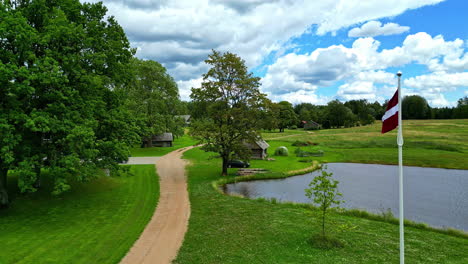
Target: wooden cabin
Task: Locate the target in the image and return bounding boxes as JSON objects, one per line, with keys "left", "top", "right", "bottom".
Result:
{"left": 303, "top": 120, "right": 321, "bottom": 130}
{"left": 143, "top": 133, "right": 174, "bottom": 147}
{"left": 243, "top": 139, "right": 270, "bottom": 159}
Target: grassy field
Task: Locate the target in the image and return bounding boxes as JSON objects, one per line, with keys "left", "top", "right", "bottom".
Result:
{"left": 130, "top": 134, "right": 197, "bottom": 157}
{"left": 0, "top": 165, "right": 159, "bottom": 264}
{"left": 175, "top": 147, "right": 468, "bottom": 264}
{"left": 260, "top": 119, "right": 468, "bottom": 170}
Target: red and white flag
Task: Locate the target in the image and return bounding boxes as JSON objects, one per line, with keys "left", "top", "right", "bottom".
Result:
{"left": 381, "top": 89, "right": 399, "bottom": 133}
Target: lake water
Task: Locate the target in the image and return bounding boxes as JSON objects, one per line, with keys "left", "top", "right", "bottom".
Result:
{"left": 224, "top": 163, "right": 468, "bottom": 231}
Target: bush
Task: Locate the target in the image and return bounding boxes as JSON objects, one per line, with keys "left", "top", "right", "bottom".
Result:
{"left": 289, "top": 125, "right": 297, "bottom": 129}
{"left": 274, "top": 146, "right": 289, "bottom": 156}
{"left": 295, "top": 148, "right": 324, "bottom": 157}
{"left": 292, "top": 140, "right": 310, "bottom": 147}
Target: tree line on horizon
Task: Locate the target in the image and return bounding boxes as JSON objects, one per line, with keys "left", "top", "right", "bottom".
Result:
{"left": 181, "top": 95, "right": 468, "bottom": 132}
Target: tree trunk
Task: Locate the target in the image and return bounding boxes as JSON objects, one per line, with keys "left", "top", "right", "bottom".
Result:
{"left": 33, "top": 166, "right": 41, "bottom": 189}
{"left": 322, "top": 208, "right": 326, "bottom": 237}
{"left": 0, "top": 167, "right": 9, "bottom": 208}
{"left": 221, "top": 156, "right": 228, "bottom": 176}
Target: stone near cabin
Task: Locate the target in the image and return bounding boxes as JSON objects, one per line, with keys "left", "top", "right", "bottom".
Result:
{"left": 143, "top": 133, "right": 174, "bottom": 148}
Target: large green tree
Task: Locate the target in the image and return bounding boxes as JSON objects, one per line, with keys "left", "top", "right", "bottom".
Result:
{"left": 122, "top": 58, "right": 184, "bottom": 145}
{"left": 0, "top": 0, "right": 139, "bottom": 207}
{"left": 190, "top": 50, "right": 266, "bottom": 176}
{"left": 277, "top": 101, "right": 298, "bottom": 132}
{"left": 402, "top": 95, "right": 431, "bottom": 119}
{"left": 324, "top": 100, "right": 357, "bottom": 128}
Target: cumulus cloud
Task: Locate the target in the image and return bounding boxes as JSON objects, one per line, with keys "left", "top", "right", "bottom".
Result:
{"left": 261, "top": 32, "right": 467, "bottom": 105}
{"left": 348, "top": 21, "right": 410, "bottom": 37}
{"left": 83, "top": 0, "right": 445, "bottom": 100}
{"left": 404, "top": 71, "right": 468, "bottom": 91}
{"left": 176, "top": 78, "right": 204, "bottom": 101}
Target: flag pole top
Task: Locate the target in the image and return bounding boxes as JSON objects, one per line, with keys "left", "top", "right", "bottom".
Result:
{"left": 397, "top": 71, "right": 402, "bottom": 77}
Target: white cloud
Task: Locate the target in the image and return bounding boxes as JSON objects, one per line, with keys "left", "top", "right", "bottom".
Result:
{"left": 267, "top": 90, "right": 330, "bottom": 105}
{"left": 176, "top": 78, "right": 203, "bottom": 101}
{"left": 261, "top": 32, "right": 467, "bottom": 106}
{"left": 348, "top": 21, "right": 410, "bottom": 37}
{"left": 404, "top": 71, "right": 468, "bottom": 91}
{"left": 83, "top": 0, "right": 446, "bottom": 99}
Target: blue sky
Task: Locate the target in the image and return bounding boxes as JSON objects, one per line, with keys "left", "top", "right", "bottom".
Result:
{"left": 88, "top": 0, "right": 467, "bottom": 107}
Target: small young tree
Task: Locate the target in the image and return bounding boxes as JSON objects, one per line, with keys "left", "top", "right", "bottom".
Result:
{"left": 305, "top": 166, "right": 342, "bottom": 238}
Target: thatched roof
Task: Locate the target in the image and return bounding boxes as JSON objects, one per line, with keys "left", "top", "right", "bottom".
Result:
{"left": 152, "top": 133, "right": 173, "bottom": 142}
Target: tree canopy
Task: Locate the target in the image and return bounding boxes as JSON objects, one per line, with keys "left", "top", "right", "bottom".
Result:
{"left": 402, "top": 95, "right": 431, "bottom": 119}
{"left": 0, "top": 0, "right": 139, "bottom": 206}
{"left": 121, "top": 58, "right": 184, "bottom": 144}
{"left": 190, "top": 50, "right": 266, "bottom": 176}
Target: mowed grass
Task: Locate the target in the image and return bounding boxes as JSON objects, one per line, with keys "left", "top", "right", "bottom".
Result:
{"left": 175, "top": 148, "right": 468, "bottom": 264}
{"left": 0, "top": 165, "right": 158, "bottom": 264}
{"left": 261, "top": 119, "right": 468, "bottom": 170}
{"left": 130, "top": 134, "right": 197, "bottom": 157}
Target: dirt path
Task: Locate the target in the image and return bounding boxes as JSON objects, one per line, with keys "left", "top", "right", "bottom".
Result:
{"left": 120, "top": 146, "right": 194, "bottom": 264}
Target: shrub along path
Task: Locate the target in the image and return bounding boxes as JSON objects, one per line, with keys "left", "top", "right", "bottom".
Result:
{"left": 120, "top": 146, "right": 194, "bottom": 264}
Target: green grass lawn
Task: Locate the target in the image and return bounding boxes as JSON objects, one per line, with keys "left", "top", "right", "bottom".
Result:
{"left": 260, "top": 119, "right": 468, "bottom": 170}
{"left": 0, "top": 165, "right": 159, "bottom": 264}
{"left": 175, "top": 148, "right": 468, "bottom": 264}
{"left": 130, "top": 134, "right": 197, "bottom": 157}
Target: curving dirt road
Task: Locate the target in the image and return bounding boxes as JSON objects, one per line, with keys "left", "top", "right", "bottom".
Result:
{"left": 120, "top": 146, "right": 194, "bottom": 264}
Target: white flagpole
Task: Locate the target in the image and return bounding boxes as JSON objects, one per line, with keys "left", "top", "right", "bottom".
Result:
{"left": 397, "top": 71, "right": 404, "bottom": 264}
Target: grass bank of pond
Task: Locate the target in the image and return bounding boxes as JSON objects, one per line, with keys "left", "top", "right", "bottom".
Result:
{"left": 0, "top": 165, "right": 158, "bottom": 264}
{"left": 175, "top": 148, "right": 468, "bottom": 264}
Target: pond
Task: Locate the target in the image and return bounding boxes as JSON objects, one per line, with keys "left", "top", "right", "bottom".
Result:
{"left": 224, "top": 163, "right": 468, "bottom": 231}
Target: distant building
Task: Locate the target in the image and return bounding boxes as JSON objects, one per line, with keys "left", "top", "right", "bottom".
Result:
{"left": 175, "top": 115, "right": 191, "bottom": 126}
{"left": 303, "top": 120, "right": 321, "bottom": 130}
{"left": 243, "top": 138, "right": 270, "bottom": 159}
{"left": 143, "top": 133, "right": 173, "bottom": 147}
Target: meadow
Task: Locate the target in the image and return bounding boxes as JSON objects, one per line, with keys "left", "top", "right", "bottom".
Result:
{"left": 175, "top": 119, "right": 468, "bottom": 263}
{"left": 175, "top": 147, "right": 468, "bottom": 263}
{"left": 257, "top": 119, "right": 468, "bottom": 171}
{"left": 0, "top": 165, "right": 158, "bottom": 264}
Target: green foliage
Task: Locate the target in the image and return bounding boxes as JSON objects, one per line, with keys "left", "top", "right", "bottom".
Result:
{"left": 274, "top": 146, "right": 289, "bottom": 156}
{"left": 277, "top": 101, "right": 298, "bottom": 132}
{"left": 402, "top": 95, "right": 431, "bottom": 119}
{"left": 291, "top": 140, "right": 313, "bottom": 147}
{"left": 190, "top": 50, "right": 266, "bottom": 175}
{"left": 122, "top": 58, "right": 184, "bottom": 142}
{"left": 0, "top": 0, "right": 139, "bottom": 204}
{"left": 305, "top": 166, "right": 342, "bottom": 238}
{"left": 325, "top": 100, "right": 358, "bottom": 128}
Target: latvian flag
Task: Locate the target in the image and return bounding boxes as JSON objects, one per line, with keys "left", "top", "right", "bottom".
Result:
{"left": 381, "top": 90, "right": 399, "bottom": 134}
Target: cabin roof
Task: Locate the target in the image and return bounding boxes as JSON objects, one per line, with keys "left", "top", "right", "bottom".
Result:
{"left": 153, "top": 133, "right": 173, "bottom": 142}
{"left": 244, "top": 138, "right": 269, "bottom": 150}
